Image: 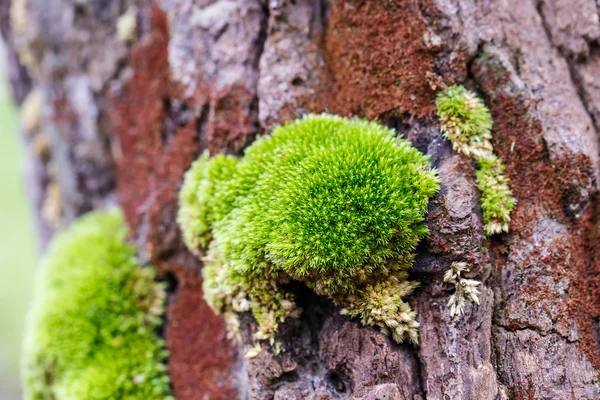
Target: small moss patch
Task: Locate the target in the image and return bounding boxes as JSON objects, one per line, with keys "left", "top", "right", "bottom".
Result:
{"left": 178, "top": 114, "right": 439, "bottom": 344}
{"left": 436, "top": 85, "right": 516, "bottom": 236}
{"left": 22, "top": 210, "right": 172, "bottom": 400}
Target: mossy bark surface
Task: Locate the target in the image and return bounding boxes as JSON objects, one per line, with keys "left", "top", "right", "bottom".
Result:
{"left": 3, "top": 0, "right": 600, "bottom": 399}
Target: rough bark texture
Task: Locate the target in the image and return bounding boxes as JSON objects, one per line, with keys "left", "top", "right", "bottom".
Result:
{"left": 3, "top": 0, "right": 600, "bottom": 399}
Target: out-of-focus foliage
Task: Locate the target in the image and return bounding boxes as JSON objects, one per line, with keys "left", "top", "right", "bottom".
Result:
{"left": 22, "top": 210, "right": 172, "bottom": 400}
{"left": 0, "top": 70, "right": 37, "bottom": 385}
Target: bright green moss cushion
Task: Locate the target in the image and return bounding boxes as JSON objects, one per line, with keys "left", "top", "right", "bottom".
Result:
{"left": 179, "top": 114, "right": 439, "bottom": 343}
{"left": 181, "top": 115, "right": 439, "bottom": 293}
{"left": 22, "top": 210, "right": 172, "bottom": 400}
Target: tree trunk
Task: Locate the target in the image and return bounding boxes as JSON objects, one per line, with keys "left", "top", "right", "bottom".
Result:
{"left": 3, "top": 0, "right": 600, "bottom": 399}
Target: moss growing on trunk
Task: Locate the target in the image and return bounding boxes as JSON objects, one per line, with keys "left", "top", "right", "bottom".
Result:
{"left": 178, "top": 114, "right": 439, "bottom": 344}
{"left": 22, "top": 210, "right": 172, "bottom": 400}
{"left": 436, "top": 84, "right": 516, "bottom": 317}
{"left": 436, "top": 84, "right": 516, "bottom": 236}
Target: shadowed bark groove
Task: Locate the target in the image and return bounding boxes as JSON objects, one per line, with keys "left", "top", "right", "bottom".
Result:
{"left": 2, "top": 0, "right": 600, "bottom": 399}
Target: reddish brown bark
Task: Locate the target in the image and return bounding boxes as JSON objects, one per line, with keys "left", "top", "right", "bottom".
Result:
{"left": 3, "top": 0, "right": 600, "bottom": 399}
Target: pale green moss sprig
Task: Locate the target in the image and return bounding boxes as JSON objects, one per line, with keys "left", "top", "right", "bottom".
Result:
{"left": 340, "top": 278, "right": 421, "bottom": 343}
{"left": 436, "top": 85, "right": 493, "bottom": 159}
{"left": 202, "top": 241, "right": 301, "bottom": 343}
{"left": 178, "top": 114, "right": 439, "bottom": 345}
{"left": 22, "top": 210, "right": 173, "bottom": 400}
{"left": 443, "top": 262, "right": 481, "bottom": 318}
{"left": 476, "top": 156, "right": 517, "bottom": 236}
{"left": 436, "top": 84, "right": 516, "bottom": 236}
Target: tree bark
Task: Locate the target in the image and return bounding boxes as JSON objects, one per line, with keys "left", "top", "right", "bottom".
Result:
{"left": 3, "top": 0, "right": 600, "bottom": 399}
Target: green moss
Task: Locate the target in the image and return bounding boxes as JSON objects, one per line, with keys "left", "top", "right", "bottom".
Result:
{"left": 178, "top": 114, "right": 439, "bottom": 343}
{"left": 177, "top": 152, "right": 239, "bottom": 255}
{"left": 476, "top": 156, "right": 517, "bottom": 235}
{"left": 340, "top": 278, "right": 420, "bottom": 343}
{"left": 436, "top": 84, "right": 493, "bottom": 158}
{"left": 22, "top": 210, "right": 172, "bottom": 400}
{"left": 436, "top": 84, "right": 516, "bottom": 236}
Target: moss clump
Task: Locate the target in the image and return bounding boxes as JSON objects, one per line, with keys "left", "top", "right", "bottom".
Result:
{"left": 435, "top": 85, "right": 493, "bottom": 159}
{"left": 436, "top": 84, "right": 516, "bottom": 236}
{"left": 178, "top": 114, "right": 439, "bottom": 343}
{"left": 22, "top": 210, "right": 172, "bottom": 400}
{"left": 476, "top": 156, "right": 516, "bottom": 236}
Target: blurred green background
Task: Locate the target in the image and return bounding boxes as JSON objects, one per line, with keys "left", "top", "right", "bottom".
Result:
{"left": 0, "top": 48, "right": 38, "bottom": 396}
